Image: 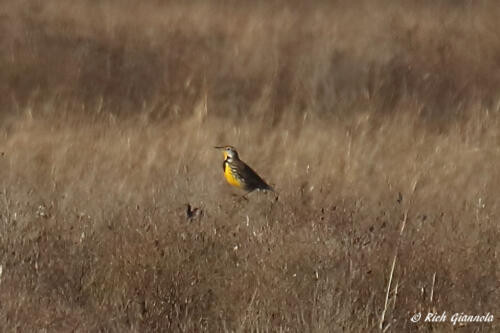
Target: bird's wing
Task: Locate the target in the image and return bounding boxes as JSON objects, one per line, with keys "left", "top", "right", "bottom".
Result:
{"left": 242, "top": 163, "right": 273, "bottom": 191}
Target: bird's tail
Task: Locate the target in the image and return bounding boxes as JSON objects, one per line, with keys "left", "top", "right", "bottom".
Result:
{"left": 263, "top": 183, "right": 275, "bottom": 192}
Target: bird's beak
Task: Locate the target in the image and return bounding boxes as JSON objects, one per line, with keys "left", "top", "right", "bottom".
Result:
{"left": 214, "top": 146, "right": 224, "bottom": 149}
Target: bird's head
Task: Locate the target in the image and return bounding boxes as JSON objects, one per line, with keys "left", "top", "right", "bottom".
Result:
{"left": 215, "top": 145, "right": 239, "bottom": 161}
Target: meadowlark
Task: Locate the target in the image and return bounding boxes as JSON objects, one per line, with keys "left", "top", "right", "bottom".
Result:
{"left": 215, "top": 146, "right": 273, "bottom": 193}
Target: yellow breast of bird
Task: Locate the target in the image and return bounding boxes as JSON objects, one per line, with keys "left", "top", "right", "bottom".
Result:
{"left": 224, "top": 163, "right": 243, "bottom": 188}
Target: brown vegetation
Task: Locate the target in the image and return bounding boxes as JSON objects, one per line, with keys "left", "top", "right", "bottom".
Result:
{"left": 0, "top": 0, "right": 499, "bottom": 331}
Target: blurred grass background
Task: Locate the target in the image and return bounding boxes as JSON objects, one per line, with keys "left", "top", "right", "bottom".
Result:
{"left": 0, "top": 0, "right": 499, "bottom": 331}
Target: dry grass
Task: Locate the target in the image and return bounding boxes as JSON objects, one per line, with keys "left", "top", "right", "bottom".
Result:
{"left": 0, "top": 0, "right": 499, "bottom": 332}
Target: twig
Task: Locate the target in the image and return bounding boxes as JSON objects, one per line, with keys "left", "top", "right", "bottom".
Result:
{"left": 380, "top": 253, "right": 397, "bottom": 331}
{"left": 400, "top": 210, "right": 408, "bottom": 235}
{"left": 430, "top": 272, "right": 436, "bottom": 303}
{"left": 380, "top": 177, "right": 419, "bottom": 331}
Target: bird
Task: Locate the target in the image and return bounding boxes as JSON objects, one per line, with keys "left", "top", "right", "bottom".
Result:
{"left": 214, "top": 145, "right": 273, "bottom": 194}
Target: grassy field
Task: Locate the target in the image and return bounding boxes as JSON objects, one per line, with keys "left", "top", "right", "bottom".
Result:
{"left": 0, "top": 0, "right": 499, "bottom": 331}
